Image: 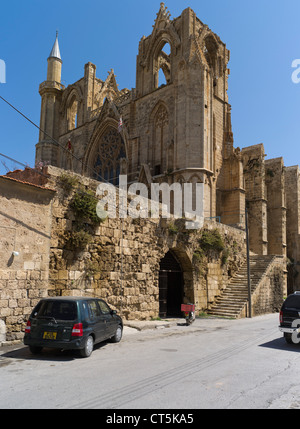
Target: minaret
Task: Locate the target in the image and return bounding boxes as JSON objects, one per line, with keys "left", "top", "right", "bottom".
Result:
{"left": 35, "top": 32, "right": 64, "bottom": 167}
{"left": 47, "top": 31, "right": 62, "bottom": 82}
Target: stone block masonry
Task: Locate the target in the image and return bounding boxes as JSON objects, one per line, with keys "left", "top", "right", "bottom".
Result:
{"left": 251, "top": 256, "right": 286, "bottom": 317}
{"left": 46, "top": 167, "right": 247, "bottom": 323}
{"left": 0, "top": 175, "right": 55, "bottom": 341}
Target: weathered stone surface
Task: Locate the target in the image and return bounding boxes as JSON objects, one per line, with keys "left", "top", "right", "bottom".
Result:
{"left": 0, "top": 319, "right": 6, "bottom": 345}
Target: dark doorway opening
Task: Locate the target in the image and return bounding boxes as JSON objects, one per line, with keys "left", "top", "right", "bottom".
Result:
{"left": 159, "top": 251, "right": 183, "bottom": 318}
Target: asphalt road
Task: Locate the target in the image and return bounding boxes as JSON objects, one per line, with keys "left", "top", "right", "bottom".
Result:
{"left": 0, "top": 313, "right": 300, "bottom": 409}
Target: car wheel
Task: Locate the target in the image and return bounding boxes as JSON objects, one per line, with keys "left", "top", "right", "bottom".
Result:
{"left": 80, "top": 335, "right": 94, "bottom": 358}
{"left": 29, "top": 346, "right": 43, "bottom": 354}
{"left": 284, "top": 333, "right": 293, "bottom": 344}
{"left": 111, "top": 325, "right": 123, "bottom": 343}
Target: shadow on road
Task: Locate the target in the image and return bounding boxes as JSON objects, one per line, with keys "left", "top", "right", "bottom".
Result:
{"left": 0, "top": 341, "right": 108, "bottom": 362}
{"left": 259, "top": 337, "right": 300, "bottom": 353}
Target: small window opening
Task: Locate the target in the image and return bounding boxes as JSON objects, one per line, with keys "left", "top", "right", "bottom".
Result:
{"left": 154, "top": 164, "right": 161, "bottom": 176}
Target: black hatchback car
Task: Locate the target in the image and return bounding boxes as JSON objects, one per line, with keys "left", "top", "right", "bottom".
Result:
{"left": 24, "top": 297, "right": 123, "bottom": 357}
{"left": 279, "top": 292, "right": 300, "bottom": 344}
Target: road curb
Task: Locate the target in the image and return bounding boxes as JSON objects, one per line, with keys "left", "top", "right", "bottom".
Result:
{"left": 123, "top": 319, "right": 181, "bottom": 331}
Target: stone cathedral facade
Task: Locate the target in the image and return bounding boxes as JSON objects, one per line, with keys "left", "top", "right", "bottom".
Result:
{"left": 36, "top": 4, "right": 243, "bottom": 225}
{"left": 35, "top": 4, "right": 300, "bottom": 291}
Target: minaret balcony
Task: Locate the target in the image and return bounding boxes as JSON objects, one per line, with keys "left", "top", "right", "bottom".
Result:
{"left": 39, "top": 80, "right": 65, "bottom": 95}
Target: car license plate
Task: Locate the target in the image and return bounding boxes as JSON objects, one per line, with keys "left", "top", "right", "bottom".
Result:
{"left": 43, "top": 331, "right": 57, "bottom": 340}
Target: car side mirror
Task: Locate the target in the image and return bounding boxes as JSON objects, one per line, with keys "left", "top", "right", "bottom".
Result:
{"left": 111, "top": 310, "right": 117, "bottom": 315}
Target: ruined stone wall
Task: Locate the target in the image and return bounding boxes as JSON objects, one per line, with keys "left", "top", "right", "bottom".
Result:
{"left": 251, "top": 256, "right": 286, "bottom": 316}
{"left": 242, "top": 144, "right": 268, "bottom": 255}
{"left": 242, "top": 146, "right": 288, "bottom": 261}
{"left": 265, "top": 158, "right": 286, "bottom": 257}
{"left": 285, "top": 166, "right": 300, "bottom": 292}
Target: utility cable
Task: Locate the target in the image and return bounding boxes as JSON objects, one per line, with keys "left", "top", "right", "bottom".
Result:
{"left": 0, "top": 94, "right": 110, "bottom": 184}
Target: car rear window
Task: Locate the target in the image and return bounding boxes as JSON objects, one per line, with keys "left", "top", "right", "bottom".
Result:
{"left": 34, "top": 300, "right": 77, "bottom": 321}
{"left": 283, "top": 295, "right": 300, "bottom": 309}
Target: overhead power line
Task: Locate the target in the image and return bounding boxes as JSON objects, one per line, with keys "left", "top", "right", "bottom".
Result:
{"left": 0, "top": 94, "right": 110, "bottom": 184}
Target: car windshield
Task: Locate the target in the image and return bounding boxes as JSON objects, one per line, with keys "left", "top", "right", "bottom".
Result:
{"left": 283, "top": 295, "right": 300, "bottom": 309}
{"left": 34, "top": 300, "right": 77, "bottom": 321}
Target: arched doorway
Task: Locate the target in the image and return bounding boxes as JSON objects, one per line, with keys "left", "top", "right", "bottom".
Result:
{"left": 159, "top": 251, "right": 183, "bottom": 318}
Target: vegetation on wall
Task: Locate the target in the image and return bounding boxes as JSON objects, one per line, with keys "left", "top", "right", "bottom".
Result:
{"left": 70, "top": 188, "right": 100, "bottom": 226}
{"left": 57, "top": 173, "right": 104, "bottom": 250}
{"left": 57, "top": 173, "right": 79, "bottom": 194}
{"left": 192, "top": 229, "right": 229, "bottom": 275}
{"left": 199, "top": 229, "right": 225, "bottom": 253}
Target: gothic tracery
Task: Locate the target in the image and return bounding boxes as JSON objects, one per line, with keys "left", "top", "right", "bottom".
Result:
{"left": 93, "top": 127, "right": 126, "bottom": 185}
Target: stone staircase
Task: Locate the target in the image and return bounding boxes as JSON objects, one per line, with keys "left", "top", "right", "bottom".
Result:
{"left": 207, "top": 255, "right": 277, "bottom": 318}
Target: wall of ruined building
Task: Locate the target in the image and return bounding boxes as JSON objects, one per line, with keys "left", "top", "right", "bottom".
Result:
{"left": 0, "top": 177, "right": 55, "bottom": 343}
{"left": 242, "top": 146, "right": 288, "bottom": 261}
{"left": 238, "top": 256, "right": 287, "bottom": 318}
{"left": 242, "top": 144, "right": 268, "bottom": 255}
{"left": 217, "top": 150, "right": 245, "bottom": 227}
{"left": 285, "top": 166, "right": 300, "bottom": 293}
{"left": 251, "top": 257, "right": 286, "bottom": 317}
{"left": 265, "top": 158, "right": 286, "bottom": 257}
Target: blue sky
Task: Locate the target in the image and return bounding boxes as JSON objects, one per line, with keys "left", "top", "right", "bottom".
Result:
{"left": 0, "top": 0, "right": 300, "bottom": 174}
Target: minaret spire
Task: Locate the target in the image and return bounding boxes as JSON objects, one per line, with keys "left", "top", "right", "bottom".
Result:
{"left": 46, "top": 31, "right": 62, "bottom": 82}
{"left": 49, "top": 31, "right": 61, "bottom": 60}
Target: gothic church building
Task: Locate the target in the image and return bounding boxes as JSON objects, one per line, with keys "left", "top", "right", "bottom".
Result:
{"left": 35, "top": 4, "right": 300, "bottom": 292}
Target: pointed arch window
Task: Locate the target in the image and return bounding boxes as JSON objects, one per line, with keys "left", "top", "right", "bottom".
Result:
{"left": 153, "top": 104, "right": 169, "bottom": 174}
{"left": 93, "top": 127, "right": 126, "bottom": 185}
{"left": 67, "top": 95, "right": 79, "bottom": 131}
{"left": 203, "top": 35, "right": 218, "bottom": 75}
{"left": 154, "top": 42, "right": 171, "bottom": 89}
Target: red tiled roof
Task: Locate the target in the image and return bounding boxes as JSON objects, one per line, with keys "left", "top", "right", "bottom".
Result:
{"left": 0, "top": 174, "right": 56, "bottom": 192}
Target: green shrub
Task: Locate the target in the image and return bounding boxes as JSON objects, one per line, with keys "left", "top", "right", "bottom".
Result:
{"left": 199, "top": 229, "right": 225, "bottom": 253}
{"left": 57, "top": 173, "right": 79, "bottom": 194}
{"left": 70, "top": 188, "right": 99, "bottom": 225}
